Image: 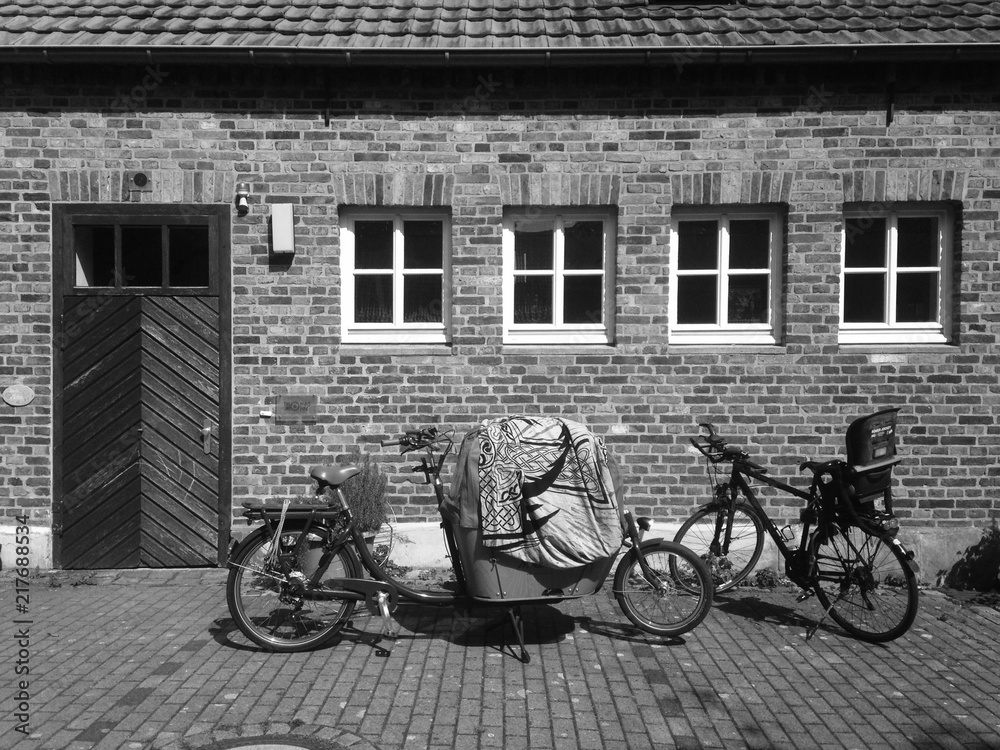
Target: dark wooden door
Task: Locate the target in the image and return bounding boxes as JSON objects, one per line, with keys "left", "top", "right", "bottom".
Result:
{"left": 54, "top": 204, "right": 230, "bottom": 569}
{"left": 59, "top": 296, "right": 221, "bottom": 568}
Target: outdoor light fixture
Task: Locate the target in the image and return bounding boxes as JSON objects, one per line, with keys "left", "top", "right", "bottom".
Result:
{"left": 271, "top": 203, "right": 295, "bottom": 254}
{"left": 235, "top": 182, "right": 251, "bottom": 215}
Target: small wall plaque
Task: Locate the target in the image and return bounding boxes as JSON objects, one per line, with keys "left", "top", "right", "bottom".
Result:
{"left": 276, "top": 394, "right": 318, "bottom": 424}
{"left": 2, "top": 385, "right": 34, "bottom": 407}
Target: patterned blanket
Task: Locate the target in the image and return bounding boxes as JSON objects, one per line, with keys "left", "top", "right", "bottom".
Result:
{"left": 444, "top": 416, "right": 624, "bottom": 568}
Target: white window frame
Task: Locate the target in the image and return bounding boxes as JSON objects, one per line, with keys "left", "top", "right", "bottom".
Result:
{"left": 669, "top": 209, "right": 783, "bottom": 346}
{"left": 339, "top": 210, "right": 451, "bottom": 345}
{"left": 502, "top": 208, "right": 616, "bottom": 345}
{"left": 839, "top": 205, "right": 952, "bottom": 345}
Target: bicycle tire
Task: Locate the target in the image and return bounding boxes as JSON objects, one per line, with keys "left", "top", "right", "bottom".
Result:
{"left": 613, "top": 540, "right": 714, "bottom": 637}
{"left": 227, "top": 526, "right": 360, "bottom": 652}
{"left": 811, "top": 525, "right": 918, "bottom": 643}
{"left": 672, "top": 503, "right": 765, "bottom": 592}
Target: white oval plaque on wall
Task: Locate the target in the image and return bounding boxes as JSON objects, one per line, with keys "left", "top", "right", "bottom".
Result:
{"left": 2, "top": 385, "right": 34, "bottom": 407}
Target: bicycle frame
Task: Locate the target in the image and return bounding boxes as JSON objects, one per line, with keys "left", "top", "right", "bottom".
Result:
{"left": 715, "top": 461, "right": 818, "bottom": 584}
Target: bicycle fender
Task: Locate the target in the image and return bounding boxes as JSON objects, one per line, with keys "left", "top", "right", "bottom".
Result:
{"left": 889, "top": 535, "right": 921, "bottom": 574}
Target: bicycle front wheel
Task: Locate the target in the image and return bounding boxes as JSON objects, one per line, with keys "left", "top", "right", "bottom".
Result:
{"left": 811, "top": 526, "right": 918, "bottom": 643}
{"left": 614, "top": 540, "right": 713, "bottom": 637}
{"left": 672, "top": 503, "right": 765, "bottom": 592}
{"left": 227, "top": 527, "right": 360, "bottom": 652}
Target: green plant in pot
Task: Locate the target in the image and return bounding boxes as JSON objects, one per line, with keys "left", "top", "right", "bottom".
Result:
{"left": 342, "top": 450, "right": 392, "bottom": 561}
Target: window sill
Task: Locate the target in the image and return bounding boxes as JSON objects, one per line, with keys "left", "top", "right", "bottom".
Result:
{"left": 338, "top": 344, "right": 454, "bottom": 357}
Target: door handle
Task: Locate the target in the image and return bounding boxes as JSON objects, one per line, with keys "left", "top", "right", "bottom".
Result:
{"left": 201, "top": 418, "right": 213, "bottom": 455}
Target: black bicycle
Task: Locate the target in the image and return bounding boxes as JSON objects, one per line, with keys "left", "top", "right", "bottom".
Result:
{"left": 672, "top": 409, "right": 919, "bottom": 643}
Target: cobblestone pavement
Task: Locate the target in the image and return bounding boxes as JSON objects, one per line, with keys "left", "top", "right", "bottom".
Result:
{"left": 1, "top": 569, "right": 998, "bottom": 750}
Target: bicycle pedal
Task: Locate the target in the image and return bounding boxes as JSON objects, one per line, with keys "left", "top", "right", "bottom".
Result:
{"left": 796, "top": 590, "right": 814, "bottom": 603}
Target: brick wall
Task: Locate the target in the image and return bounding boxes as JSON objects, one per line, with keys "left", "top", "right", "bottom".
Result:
{"left": 2, "top": 61, "right": 999, "bottom": 548}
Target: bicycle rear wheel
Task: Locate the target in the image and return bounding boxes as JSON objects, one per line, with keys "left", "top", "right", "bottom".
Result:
{"left": 227, "top": 527, "right": 360, "bottom": 652}
{"left": 811, "top": 526, "right": 918, "bottom": 643}
{"left": 614, "top": 540, "right": 713, "bottom": 637}
{"left": 672, "top": 503, "right": 765, "bottom": 592}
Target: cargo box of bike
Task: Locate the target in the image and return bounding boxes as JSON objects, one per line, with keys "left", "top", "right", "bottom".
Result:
{"left": 226, "top": 417, "right": 714, "bottom": 661}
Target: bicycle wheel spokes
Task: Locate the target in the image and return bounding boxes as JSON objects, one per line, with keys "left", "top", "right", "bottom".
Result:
{"left": 228, "top": 530, "right": 357, "bottom": 651}
{"left": 812, "top": 526, "right": 918, "bottom": 643}
{"left": 614, "top": 543, "right": 713, "bottom": 637}
{"left": 672, "top": 504, "right": 764, "bottom": 592}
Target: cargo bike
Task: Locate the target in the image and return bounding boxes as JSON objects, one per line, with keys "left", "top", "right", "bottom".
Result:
{"left": 226, "top": 417, "right": 714, "bottom": 661}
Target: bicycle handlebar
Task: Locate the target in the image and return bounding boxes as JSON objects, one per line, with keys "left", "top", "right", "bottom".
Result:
{"left": 691, "top": 427, "right": 767, "bottom": 474}
{"left": 380, "top": 426, "right": 450, "bottom": 452}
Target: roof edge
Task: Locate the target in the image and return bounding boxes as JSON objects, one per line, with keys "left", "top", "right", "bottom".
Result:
{"left": 0, "top": 43, "right": 997, "bottom": 68}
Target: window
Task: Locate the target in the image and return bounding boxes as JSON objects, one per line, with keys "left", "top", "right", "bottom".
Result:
{"left": 502, "top": 209, "right": 615, "bottom": 345}
{"left": 66, "top": 207, "right": 219, "bottom": 294}
{"left": 840, "top": 204, "right": 952, "bottom": 344}
{"left": 669, "top": 209, "right": 782, "bottom": 345}
{"left": 339, "top": 211, "right": 451, "bottom": 344}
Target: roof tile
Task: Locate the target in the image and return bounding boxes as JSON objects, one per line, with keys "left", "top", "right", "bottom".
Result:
{"left": 1, "top": 0, "right": 999, "bottom": 54}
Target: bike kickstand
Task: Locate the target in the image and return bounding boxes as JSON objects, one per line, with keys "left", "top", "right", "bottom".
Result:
{"left": 806, "top": 591, "right": 843, "bottom": 642}
{"left": 376, "top": 591, "right": 398, "bottom": 640}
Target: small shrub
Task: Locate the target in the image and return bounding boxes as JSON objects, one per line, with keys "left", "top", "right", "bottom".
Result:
{"left": 342, "top": 450, "right": 389, "bottom": 533}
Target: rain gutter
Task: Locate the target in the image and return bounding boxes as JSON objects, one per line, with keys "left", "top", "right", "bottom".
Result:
{"left": 0, "top": 43, "right": 997, "bottom": 67}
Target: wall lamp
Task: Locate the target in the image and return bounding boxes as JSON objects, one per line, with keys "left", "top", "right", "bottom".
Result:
{"left": 235, "top": 182, "right": 251, "bottom": 215}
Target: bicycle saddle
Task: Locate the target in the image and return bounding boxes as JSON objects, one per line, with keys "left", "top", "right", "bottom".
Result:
{"left": 310, "top": 465, "right": 361, "bottom": 487}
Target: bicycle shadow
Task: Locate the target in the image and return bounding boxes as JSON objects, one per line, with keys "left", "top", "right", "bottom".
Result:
{"left": 711, "top": 589, "right": 835, "bottom": 636}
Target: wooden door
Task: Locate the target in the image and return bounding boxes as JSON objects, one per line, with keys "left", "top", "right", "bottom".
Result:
{"left": 54, "top": 206, "right": 230, "bottom": 569}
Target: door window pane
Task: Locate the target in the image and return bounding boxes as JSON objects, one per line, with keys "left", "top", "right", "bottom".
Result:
{"left": 169, "top": 226, "right": 211, "bottom": 287}
{"left": 122, "top": 226, "right": 163, "bottom": 287}
{"left": 74, "top": 226, "right": 115, "bottom": 287}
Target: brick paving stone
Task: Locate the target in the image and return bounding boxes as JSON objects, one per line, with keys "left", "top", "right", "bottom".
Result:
{"left": 2, "top": 574, "right": 1000, "bottom": 750}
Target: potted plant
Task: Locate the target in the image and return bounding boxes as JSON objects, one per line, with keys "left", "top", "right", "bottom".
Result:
{"left": 342, "top": 450, "right": 391, "bottom": 560}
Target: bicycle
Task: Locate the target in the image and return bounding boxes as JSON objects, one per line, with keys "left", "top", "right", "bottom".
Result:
{"left": 672, "top": 409, "right": 919, "bottom": 643}
{"left": 226, "top": 423, "right": 714, "bottom": 661}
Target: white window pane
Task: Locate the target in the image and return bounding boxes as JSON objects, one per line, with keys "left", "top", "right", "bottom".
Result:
{"left": 728, "top": 275, "right": 769, "bottom": 324}
{"left": 564, "top": 220, "right": 604, "bottom": 270}
{"left": 354, "top": 221, "right": 393, "bottom": 269}
{"left": 845, "top": 217, "right": 886, "bottom": 268}
{"left": 355, "top": 275, "right": 393, "bottom": 323}
{"left": 677, "top": 220, "right": 718, "bottom": 271}
{"left": 843, "top": 273, "right": 886, "bottom": 323}
{"left": 897, "top": 217, "right": 938, "bottom": 267}
{"left": 729, "top": 219, "right": 770, "bottom": 270}
{"left": 896, "top": 272, "right": 937, "bottom": 322}
{"left": 514, "top": 221, "right": 553, "bottom": 270}
{"left": 403, "top": 221, "right": 443, "bottom": 269}
{"left": 514, "top": 275, "right": 553, "bottom": 324}
{"left": 677, "top": 276, "right": 717, "bottom": 324}
{"left": 563, "top": 276, "right": 603, "bottom": 324}
{"left": 403, "top": 276, "right": 443, "bottom": 323}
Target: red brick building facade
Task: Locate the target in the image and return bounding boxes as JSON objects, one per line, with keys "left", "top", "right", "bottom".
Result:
{"left": 1, "top": 1, "right": 999, "bottom": 579}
